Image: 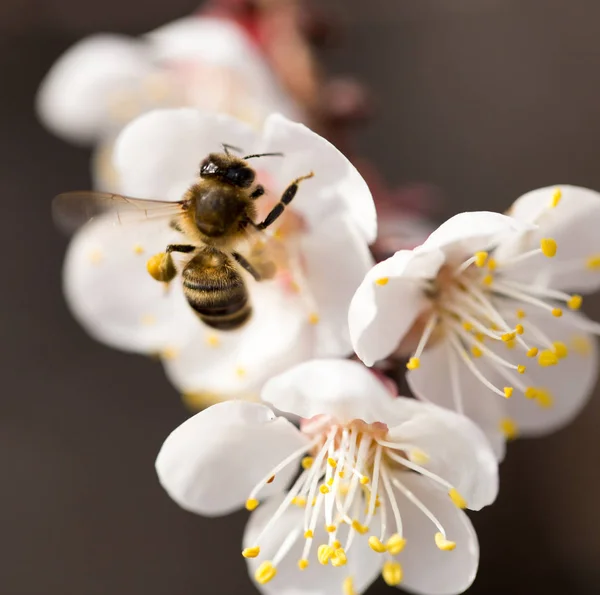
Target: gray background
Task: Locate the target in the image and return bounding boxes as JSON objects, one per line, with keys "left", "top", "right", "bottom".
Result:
{"left": 1, "top": 0, "right": 599, "bottom": 593}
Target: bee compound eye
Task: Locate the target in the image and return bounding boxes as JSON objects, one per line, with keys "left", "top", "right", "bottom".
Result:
{"left": 226, "top": 166, "right": 255, "bottom": 187}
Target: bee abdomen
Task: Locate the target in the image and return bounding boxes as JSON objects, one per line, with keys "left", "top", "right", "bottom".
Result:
{"left": 182, "top": 250, "right": 251, "bottom": 331}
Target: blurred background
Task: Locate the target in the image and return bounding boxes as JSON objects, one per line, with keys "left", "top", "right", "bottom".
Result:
{"left": 1, "top": 0, "right": 600, "bottom": 593}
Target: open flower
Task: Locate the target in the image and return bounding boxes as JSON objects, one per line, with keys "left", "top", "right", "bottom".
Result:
{"left": 37, "top": 16, "right": 299, "bottom": 189}
{"left": 349, "top": 189, "right": 600, "bottom": 457}
{"left": 156, "top": 359, "right": 498, "bottom": 595}
{"left": 64, "top": 109, "right": 375, "bottom": 405}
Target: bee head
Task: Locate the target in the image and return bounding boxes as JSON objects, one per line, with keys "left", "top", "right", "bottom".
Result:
{"left": 200, "top": 153, "right": 256, "bottom": 188}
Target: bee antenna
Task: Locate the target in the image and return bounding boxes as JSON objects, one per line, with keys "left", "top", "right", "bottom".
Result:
{"left": 222, "top": 143, "right": 243, "bottom": 155}
{"left": 243, "top": 152, "right": 284, "bottom": 160}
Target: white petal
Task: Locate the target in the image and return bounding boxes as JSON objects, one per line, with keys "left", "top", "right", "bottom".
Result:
{"left": 256, "top": 114, "right": 377, "bottom": 243}
{"left": 155, "top": 401, "right": 308, "bottom": 516}
{"left": 243, "top": 494, "right": 380, "bottom": 595}
{"left": 302, "top": 214, "right": 375, "bottom": 357}
{"left": 503, "top": 309, "right": 598, "bottom": 436}
{"left": 407, "top": 341, "right": 507, "bottom": 461}
{"left": 391, "top": 473, "right": 479, "bottom": 595}
{"left": 36, "top": 35, "right": 151, "bottom": 144}
{"left": 63, "top": 216, "right": 198, "bottom": 353}
{"left": 386, "top": 397, "right": 499, "bottom": 510}
{"left": 163, "top": 281, "right": 313, "bottom": 399}
{"left": 114, "top": 108, "right": 258, "bottom": 200}
{"left": 349, "top": 250, "right": 443, "bottom": 367}
{"left": 422, "top": 211, "right": 533, "bottom": 260}
{"left": 262, "top": 359, "right": 399, "bottom": 424}
{"left": 497, "top": 186, "right": 600, "bottom": 292}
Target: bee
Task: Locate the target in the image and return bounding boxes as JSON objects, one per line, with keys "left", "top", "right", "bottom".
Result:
{"left": 53, "top": 146, "right": 314, "bottom": 330}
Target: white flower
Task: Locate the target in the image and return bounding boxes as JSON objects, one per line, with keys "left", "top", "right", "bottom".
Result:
{"left": 64, "top": 109, "right": 376, "bottom": 405}
{"left": 156, "top": 359, "right": 498, "bottom": 595}
{"left": 349, "top": 187, "right": 600, "bottom": 458}
{"left": 36, "top": 16, "right": 299, "bottom": 188}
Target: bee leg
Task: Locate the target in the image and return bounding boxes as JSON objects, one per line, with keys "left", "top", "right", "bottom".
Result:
{"left": 232, "top": 251, "right": 261, "bottom": 281}
{"left": 250, "top": 185, "right": 265, "bottom": 200}
{"left": 256, "top": 172, "right": 314, "bottom": 230}
{"left": 166, "top": 244, "right": 196, "bottom": 254}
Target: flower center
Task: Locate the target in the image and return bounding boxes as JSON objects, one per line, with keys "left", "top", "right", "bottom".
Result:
{"left": 242, "top": 418, "right": 467, "bottom": 590}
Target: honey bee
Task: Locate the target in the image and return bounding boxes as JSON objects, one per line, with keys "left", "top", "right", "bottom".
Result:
{"left": 54, "top": 146, "right": 314, "bottom": 330}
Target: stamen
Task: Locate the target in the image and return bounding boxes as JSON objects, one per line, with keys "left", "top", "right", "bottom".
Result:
{"left": 406, "top": 313, "right": 439, "bottom": 371}
{"left": 435, "top": 532, "right": 456, "bottom": 551}
{"left": 343, "top": 576, "right": 356, "bottom": 595}
{"left": 382, "top": 561, "right": 403, "bottom": 586}
{"left": 242, "top": 546, "right": 260, "bottom": 558}
{"left": 551, "top": 188, "right": 562, "bottom": 207}
{"left": 380, "top": 466, "right": 404, "bottom": 539}
{"left": 540, "top": 238, "right": 557, "bottom": 258}
{"left": 447, "top": 342, "right": 464, "bottom": 414}
{"left": 386, "top": 533, "right": 407, "bottom": 555}
{"left": 368, "top": 536, "right": 387, "bottom": 553}
{"left": 383, "top": 449, "right": 453, "bottom": 492}
{"left": 500, "top": 418, "right": 518, "bottom": 440}
{"left": 255, "top": 561, "right": 277, "bottom": 585}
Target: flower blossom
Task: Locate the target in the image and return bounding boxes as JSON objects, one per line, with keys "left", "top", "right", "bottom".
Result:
{"left": 37, "top": 16, "right": 299, "bottom": 189}
{"left": 349, "top": 187, "right": 600, "bottom": 457}
{"left": 64, "top": 109, "right": 376, "bottom": 406}
{"left": 156, "top": 359, "right": 498, "bottom": 595}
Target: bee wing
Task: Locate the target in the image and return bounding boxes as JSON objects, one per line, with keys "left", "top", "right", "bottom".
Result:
{"left": 53, "top": 191, "right": 186, "bottom": 235}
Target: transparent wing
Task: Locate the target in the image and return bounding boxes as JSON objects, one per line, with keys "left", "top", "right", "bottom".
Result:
{"left": 53, "top": 191, "right": 186, "bottom": 234}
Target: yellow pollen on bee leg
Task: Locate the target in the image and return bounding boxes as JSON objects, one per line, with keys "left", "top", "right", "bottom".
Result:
{"left": 449, "top": 488, "right": 467, "bottom": 509}
{"left": 538, "top": 350, "right": 558, "bottom": 367}
{"left": 368, "top": 536, "right": 387, "bottom": 553}
{"left": 245, "top": 498, "right": 259, "bottom": 511}
{"left": 517, "top": 365, "right": 526, "bottom": 374}
{"left": 205, "top": 334, "right": 220, "bottom": 347}
{"left": 255, "top": 561, "right": 277, "bottom": 585}
{"left": 406, "top": 357, "right": 420, "bottom": 370}
{"left": 504, "top": 387, "right": 514, "bottom": 398}
{"left": 242, "top": 546, "right": 260, "bottom": 558}
{"left": 386, "top": 534, "right": 407, "bottom": 555}
{"left": 540, "top": 238, "right": 557, "bottom": 258}
{"left": 382, "top": 561, "right": 403, "bottom": 586}
{"left": 298, "top": 559, "right": 309, "bottom": 570}
{"left": 552, "top": 308, "right": 563, "bottom": 317}
{"left": 568, "top": 295, "right": 583, "bottom": 310}
{"left": 87, "top": 249, "right": 103, "bottom": 265}
{"left": 571, "top": 335, "right": 592, "bottom": 355}
{"left": 516, "top": 309, "right": 526, "bottom": 319}
{"left": 140, "top": 314, "right": 157, "bottom": 326}
{"left": 375, "top": 277, "right": 389, "bottom": 286}
{"left": 586, "top": 255, "right": 600, "bottom": 270}
{"left": 132, "top": 243, "right": 144, "bottom": 255}
{"left": 553, "top": 341, "right": 568, "bottom": 359}
{"left": 474, "top": 251, "right": 488, "bottom": 267}
{"left": 343, "top": 576, "right": 357, "bottom": 595}
{"left": 527, "top": 347, "right": 539, "bottom": 358}
{"left": 435, "top": 532, "right": 456, "bottom": 551}
{"left": 500, "top": 418, "right": 518, "bottom": 440}
{"left": 551, "top": 188, "right": 562, "bottom": 207}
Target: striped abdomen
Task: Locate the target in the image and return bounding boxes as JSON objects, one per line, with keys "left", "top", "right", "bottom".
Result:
{"left": 182, "top": 248, "right": 251, "bottom": 330}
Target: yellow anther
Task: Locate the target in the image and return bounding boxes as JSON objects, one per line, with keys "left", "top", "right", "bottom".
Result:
{"left": 435, "top": 532, "right": 456, "bottom": 551}
{"left": 141, "top": 314, "right": 157, "bottom": 326}
{"left": 326, "top": 524, "right": 336, "bottom": 533}
{"left": 327, "top": 477, "right": 334, "bottom": 486}
{"left": 382, "top": 561, "right": 403, "bottom": 586}
{"left": 505, "top": 338, "right": 516, "bottom": 350}
{"left": 516, "top": 309, "right": 526, "bottom": 319}
{"left": 368, "top": 536, "right": 387, "bottom": 553}
{"left": 568, "top": 295, "right": 583, "bottom": 310}
{"left": 586, "top": 255, "right": 600, "bottom": 270}
{"left": 311, "top": 497, "right": 317, "bottom": 506}
{"left": 474, "top": 251, "right": 488, "bottom": 267}
{"left": 538, "top": 350, "right": 558, "bottom": 367}
{"left": 327, "top": 457, "right": 338, "bottom": 468}
{"left": 351, "top": 520, "right": 369, "bottom": 534}
{"left": 471, "top": 346, "right": 483, "bottom": 358}
{"left": 540, "top": 238, "right": 557, "bottom": 258}
{"left": 146, "top": 252, "right": 176, "bottom": 282}
{"left": 331, "top": 548, "right": 347, "bottom": 567}
{"left": 552, "top": 308, "right": 563, "bottom": 317}
{"left": 332, "top": 540, "right": 342, "bottom": 549}
{"left": 205, "top": 334, "right": 220, "bottom": 347}
{"left": 338, "top": 471, "right": 346, "bottom": 479}
{"left": 525, "top": 387, "right": 537, "bottom": 399}
{"left": 298, "top": 559, "right": 309, "bottom": 570}
{"left": 245, "top": 498, "right": 259, "bottom": 511}
{"left": 535, "top": 388, "right": 554, "bottom": 409}
{"left": 292, "top": 496, "right": 306, "bottom": 507}
{"left": 571, "top": 335, "right": 592, "bottom": 355}
{"left": 308, "top": 312, "right": 320, "bottom": 325}
{"left": 375, "top": 277, "right": 389, "bottom": 286}
{"left": 551, "top": 188, "right": 562, "bottom": 207}
{"left": 462, "top": 321, "right": 474, "bottom": 332}
{"left": 474, "top": 332, "right": 485, "bottom": 343}
{"left": 132, "top": 243, "right": 144, "bottom": 255}
{"left": 301, "top": 456, "right": 313, "bottom": 469}
{"left": 503, "top": 387, "right": 514, "bottom": 398}
{"left": 320, "top": 485, "right": 330, "bottom": 495}
{"left": 500, "top": 418, "right": 518, "bottom": 440}
{"left": 255, "top": 561, "right": 277, "bottom": 585}
{"left": 449, "top": 488, "right": 467, "bottom": 509}
{"left": 490, "top": 322, "right": 499, "bottom": 330}
{"left": 406, "top": 357, "right": 420, "bottom": 370}
{"left": 235, "top": 366, "right": 247, "bottom": 378}
{"left": 487, "top": 258, "right": 497, "bottom": 271}
{"left": 515, "top": 324, "right": 524, "bottom": 335}
{"left": 343, "top": 576, "right": 356, "bottom": 595}
{"left": 304, "top": 530, "right": 313, "bottom": 539}
{"left": 553, "top": 341, "right": 568, "bottom": 359}
{"left": 161, "top": 346, "right": 179, "bottom": 361}
{"left": 502, "top": 332, "right": 516, "bottom": 342}
{"left": 527, "top": 347, "right": 539, "bottom": 358}
{"left": 410, "top": 449, "right": 430, "bottom": 465}
{"left": 242, "top": 546, "right": 260, "bottom": 558}
{"left": 482, "top": 274, "right": 493, "bottom": 286}
{"left": 359, "top": 476, "right": 369, "bottom": 485}
{"left": 386, "top": 534, "right": 407, "bottom": 555}
{"left": 317, "top": 544, "right": 334, "bottom": 565}
{"left": 517, "top": 365, "right": 526, "bottom": 374}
